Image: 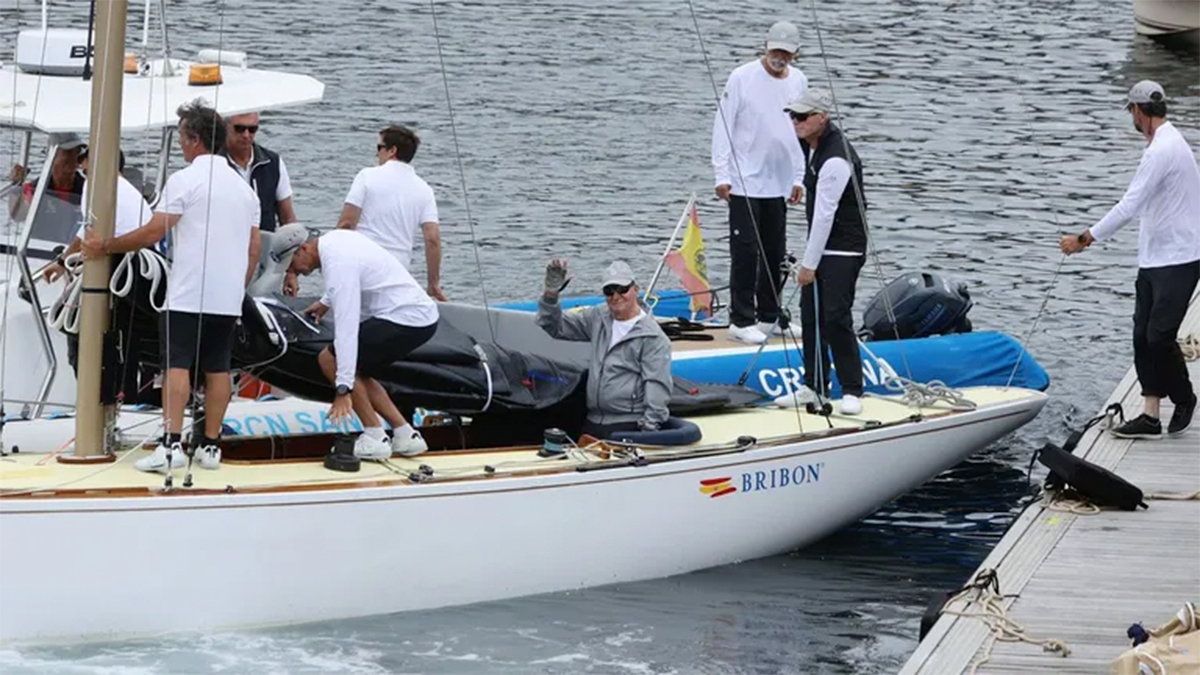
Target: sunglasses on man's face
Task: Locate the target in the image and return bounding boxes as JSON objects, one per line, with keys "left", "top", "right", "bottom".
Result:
{"left": 377, "top": 143, "right": 391, "bottom": 152}
{"left": 789, "top": 112, "right": 814, "bottom": 123}
{"left": 233, "top": 124, "right": 259, "bottom": 135}
{"left": 603, "top": 283, "right": 633, "bottom": 297}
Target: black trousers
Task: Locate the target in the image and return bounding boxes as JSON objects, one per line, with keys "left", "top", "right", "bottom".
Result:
{"left": 1133, "top": 260, "right": 1200, "bottom": 405}
{"left": 800, "top": 255, "right": 865, "bottom": 397}
{"left": 728, "top": 195, "right": 788, "bottom": 328}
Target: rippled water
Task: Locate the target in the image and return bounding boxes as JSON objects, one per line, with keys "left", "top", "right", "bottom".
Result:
{"left": 2, "top": 0, "right": 1198, "bottom": 672}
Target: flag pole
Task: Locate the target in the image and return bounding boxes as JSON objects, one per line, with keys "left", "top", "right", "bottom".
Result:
{"left": 643, "top": 193, "right": 695, "bottom": 311}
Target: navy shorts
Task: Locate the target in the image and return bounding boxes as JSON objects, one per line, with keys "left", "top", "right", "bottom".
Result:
{"left": 160, "top": 311, "right": 237, "bottom": 373}
{"left": 329, "top": 318, "right": 438, "bottom": 379}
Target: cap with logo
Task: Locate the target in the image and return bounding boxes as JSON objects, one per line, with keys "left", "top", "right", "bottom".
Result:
{"left": 784, "top": 89, "right": 833, "bottom": 115}
{"left": 601, "top": 260, "right": 636, "bottom": 289}
{"left": 1126, "top": 80, "right": 1165, "bottom": 107}
{"left": 766, "top": 21, "right": 801, "bottom": 54}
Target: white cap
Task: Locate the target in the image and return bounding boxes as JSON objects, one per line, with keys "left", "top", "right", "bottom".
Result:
{"left": 766, "top": 21, "right": 800, "bottom": 54}
{"left": 601, "top": 260, "right": 636, "bottom": 289}
{"left": 785, "top": 89, "right": 833, "bottom": 115}
{"left": 1126, "top": 80, "right": 1165, "bottom": 106}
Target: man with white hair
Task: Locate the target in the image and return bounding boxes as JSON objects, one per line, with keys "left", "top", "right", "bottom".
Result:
{"left": 712, "top": 20, "right": 809, "bottom": 345}
{"left": 536, "top": 259, "right": 673, "bottom": 439}
{"left": 1060, "top": 80, "right": 1200, "bottom": 439}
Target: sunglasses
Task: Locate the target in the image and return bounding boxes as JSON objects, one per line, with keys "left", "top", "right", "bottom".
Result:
{"left": 377, "top": 143, "right": 391, "bottom": 152}
{"left": 603, "top": 283, "right": 633, "bottom": 297}
{"left": 233, "top": 124, "right": 259, "bottom": 135}
{"left": 789, "top": 112, "right": 815, "bottom": 122}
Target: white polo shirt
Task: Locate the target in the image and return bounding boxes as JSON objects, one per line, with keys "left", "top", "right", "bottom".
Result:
{"left": 320, "top": 229, "right": 439, "bottom": 389}
{"left": 78, "top": 174, "right": 152, "bottom": 239}
{"left": 156, "top": 154, "right": 260, "bottom": 316}
{"left": 1089, "top": 121, "right": 1200, "bottom": 269}
{"left": 712, "top": 60, "right": 808, "bottom": 198}
{"left": 344, "top": 160, "right": 438, "bottom": 269}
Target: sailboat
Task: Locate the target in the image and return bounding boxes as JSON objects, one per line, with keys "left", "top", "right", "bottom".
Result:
{"left": 0, "top": 1, "right": 1049, "bottom": 645}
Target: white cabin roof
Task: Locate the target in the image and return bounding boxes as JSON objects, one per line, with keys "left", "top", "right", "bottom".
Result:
{"left": 0, "top": 58, "right": 325, "bottom": 134}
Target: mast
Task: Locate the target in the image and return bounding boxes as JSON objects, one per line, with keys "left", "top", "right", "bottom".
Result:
{"left": 73, "top": 0, "right": 128, "bottom": 459}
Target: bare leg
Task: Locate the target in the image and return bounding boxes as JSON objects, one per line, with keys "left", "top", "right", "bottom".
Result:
{"left": 363, "top": 377, "right": 407, "bottom": 428}
{"left": 204, "top": 372, "right": 232, "bottom": 438}
{"left": 163, "top": 367, "right": 190, "bottom": 435}
{"left": 318, "top": 347, "right": 380, "bottom": 429}
{"left": 1145, "top": 395, "right": 1161, "bottom": 419}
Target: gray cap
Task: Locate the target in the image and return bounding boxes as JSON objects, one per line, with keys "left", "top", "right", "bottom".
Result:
{"left": 1127, "top": 80, "right": 1165, "bottom": 106}
{"left": 48, "top": 132, "right": 86, "bottom": 151}
{"left": 601, "top": 260, "right": 636, "bottom": 289}
{"left": 766, "top": 21, "right": 800, "bottom": 54}
{"left": 785, "top": 89, "right": 833, "bottom": 115}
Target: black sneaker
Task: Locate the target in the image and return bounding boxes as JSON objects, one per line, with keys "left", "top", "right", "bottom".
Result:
{"left": 1110, "top": 414, "right": 1162, "bottom": 440}
{"left": 1168, "top": 395, "right": 1197, "bottom": 436}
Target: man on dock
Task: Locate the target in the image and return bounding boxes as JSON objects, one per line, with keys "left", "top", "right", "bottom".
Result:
{"left": 1060, "top": 80, "right": 1200, "bottom": 438}
{"left": 711, "top": 20, "right": 808, "bottom": 345}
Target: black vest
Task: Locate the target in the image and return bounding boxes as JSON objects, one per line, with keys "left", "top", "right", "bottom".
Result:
{"left": 224, "top": 144, "right": 282, "bottom": 232}
{"left": 800, "top": 123, "right": 867, "bottom": 254}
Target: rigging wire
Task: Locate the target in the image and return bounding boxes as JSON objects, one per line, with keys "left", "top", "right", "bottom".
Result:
{"left": 427, "top": 0, "right": 498, "bottom": 345}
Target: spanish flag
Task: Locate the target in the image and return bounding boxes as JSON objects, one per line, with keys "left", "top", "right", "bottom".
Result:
{"left": 663, "top": 200, "right": 713, "bottom": 317}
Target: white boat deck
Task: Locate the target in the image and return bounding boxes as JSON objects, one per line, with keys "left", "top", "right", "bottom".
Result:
{"left": 0, "top": 387, "right": 1033, "bottom": 497}
{"left": 900, "top": 291, "right": 1200, "bottom": 674}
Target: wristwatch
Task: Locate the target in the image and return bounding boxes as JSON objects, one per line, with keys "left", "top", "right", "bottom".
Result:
{"left": 335, "top": 384, "right": 352, "bottom": 397}
{"left": 1076, "top": 231, "right": 1092, "bottom": 246}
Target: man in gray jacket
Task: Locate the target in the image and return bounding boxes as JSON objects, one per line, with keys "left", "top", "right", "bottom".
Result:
{"left": 537, "top": 259, "right": 673, "bottom": 439}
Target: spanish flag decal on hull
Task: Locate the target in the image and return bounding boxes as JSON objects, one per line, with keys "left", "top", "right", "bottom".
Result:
{"left": 699, "top": 477, "right": 736, "bottom": 498}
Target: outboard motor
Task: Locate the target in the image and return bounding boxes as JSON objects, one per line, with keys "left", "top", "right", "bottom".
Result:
{"left": 859, "top": 271, "right": 973, "bottom": 341}
{"left": 247, "top": 222, "right": 308, "bottom": 297}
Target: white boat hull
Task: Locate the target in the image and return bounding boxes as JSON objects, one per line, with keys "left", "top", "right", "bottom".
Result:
{"left": 0, "top": 392, "right": 1044, "bottom": 644}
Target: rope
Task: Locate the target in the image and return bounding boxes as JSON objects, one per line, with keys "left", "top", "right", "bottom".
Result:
{"left": 426, "top": 0, "right": 497, "bottom": 345}
{"left": 48, "top": 250, "right": 169, "bottom": 334}
{"left": 1041, "top": 484, "right": 1200, "bottom": 515}
{"left": 939, "top": 568, "right": 1070, "bottom": 674}
{"left": 881, "top": 376, "right": 977, "bottom": 410}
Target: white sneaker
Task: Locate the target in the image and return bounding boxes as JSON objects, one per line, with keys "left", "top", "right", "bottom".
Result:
{"left": 353, "top": 434, "right": 392, "bottom": 460}
{"left": 728, "top": 324, "right": 769, "bottom": 345}
{"left": 757, "top": 321, "right": 801, "bottom": 340}
{"left": 135, "top": 442, "right": 188, "bottom": 474}
{"left": 840, "top": 394, "right": 863, "bottom": 416}
{"left": 392, "top": 431, "right": 429, "bottom": 458}
{"left": 195, "top": 443, "right": 222, "bottom": 470}
{"left": 773, "top": 386, "right": 819, "bottom": 408}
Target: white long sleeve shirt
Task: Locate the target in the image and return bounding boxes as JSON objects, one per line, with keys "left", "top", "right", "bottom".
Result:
{"left": 800, "top": 157, "right": 856, "bottom": 270}
{"left": 320, "top": 229, "right": 439, "bottom": 389}
{"left": 712, "top": 60, "right": 808, "bottom": 198}
{"left": 1088, "top": 121, "right": 1200, "bottom": 269}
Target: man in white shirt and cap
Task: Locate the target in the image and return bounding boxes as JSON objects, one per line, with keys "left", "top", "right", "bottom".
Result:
{"left": 536, "top": 259, "right": 673, "bottom": 439}
{"left": 1061, "top": 80, "right": 1200, "bottom": 439}
{"left": 712, "top": 20, "right": 808, "bottom": 345}
{"left": 291, "top": 228, "right": 440, "bottom": 459}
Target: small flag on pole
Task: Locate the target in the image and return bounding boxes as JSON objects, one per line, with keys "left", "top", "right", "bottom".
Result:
{"left": 663, "top": 198, "right": 713, "bottom": 317}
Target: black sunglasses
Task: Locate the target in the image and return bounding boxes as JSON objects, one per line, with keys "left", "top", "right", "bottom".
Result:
{"left": 603, "top": 283, "right": 633, "bottom": 297}
{"left": 233, "top": 124, "right": 259, "bottom": 135}
{"left": 377, "top": 143, "right": 391, "bottom": 152}
{"left": 789, "top": 111, "right": 815, "bottom": 122}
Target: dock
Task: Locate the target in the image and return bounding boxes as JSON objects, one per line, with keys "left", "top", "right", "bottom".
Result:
{"left": 900, "top": 289, "right": 1200, "bottom": 675}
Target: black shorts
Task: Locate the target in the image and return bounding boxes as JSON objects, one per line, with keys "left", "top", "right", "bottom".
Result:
{"left": 160, "top": 311, "right": 238, "bottom": 373}
{"left": 329, "top": 318, "right": 438, "bottom": 379}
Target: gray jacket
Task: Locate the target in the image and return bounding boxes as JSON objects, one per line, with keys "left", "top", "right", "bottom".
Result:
{"left": 536, "top": 297, "right": 673, "bottom": 428}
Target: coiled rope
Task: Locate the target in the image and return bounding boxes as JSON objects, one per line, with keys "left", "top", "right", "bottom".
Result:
{"left": 49, "top": 249, "right": 170, "bottom": 334}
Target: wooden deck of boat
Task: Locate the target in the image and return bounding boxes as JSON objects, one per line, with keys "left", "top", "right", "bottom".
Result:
{"left": 0, "top": 388, "right": 1035, "bottom": 496}
{"left": 668, "top": 325, "right": 797, "bottom": 353}
{"left": 900, "top": 292, "right": 1200, "bottom": 675}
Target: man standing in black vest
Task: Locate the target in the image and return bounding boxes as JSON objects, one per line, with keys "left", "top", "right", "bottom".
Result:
{"left": 780, "top": 89, "right": 868, "bottom": 416}
{"left": 223, "top": 111, "right": 301, "bottom": 293}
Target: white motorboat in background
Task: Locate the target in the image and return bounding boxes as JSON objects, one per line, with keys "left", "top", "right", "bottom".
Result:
{"left": 1133, "top": 0, "right": 1200, "bottom": 47}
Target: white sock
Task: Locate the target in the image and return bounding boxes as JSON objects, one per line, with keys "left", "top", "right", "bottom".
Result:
{"left": 395, "top": 423, "right": 416, "bottom": 439}
{"left": 363, "top": 426, "right": 386, "bottom": 441}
